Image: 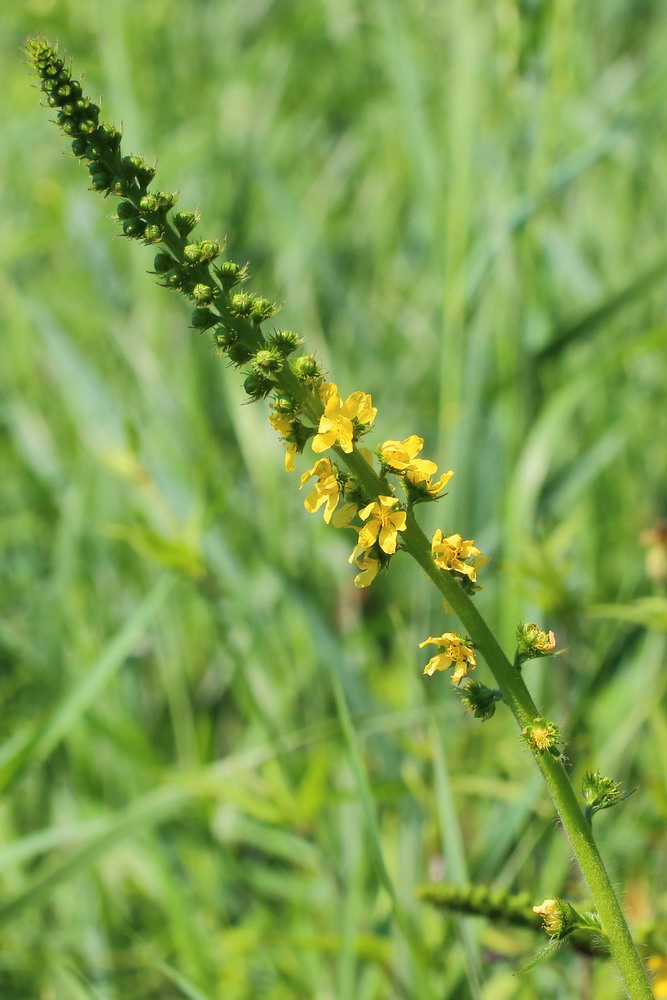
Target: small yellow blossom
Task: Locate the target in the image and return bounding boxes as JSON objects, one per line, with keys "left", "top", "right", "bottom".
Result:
{"left": 522, "top": 717, "right": 562, "bottom": 755}
{"left": 532, "top": 899, "right": 568, "bottom": 937}
{"left": 431, "top": 529, "right": 487, "bottom": 581}
{"left": 405, "top": 466, "right": 454, "bottom": 497}
{"left": 350, "top": 495, "right": 406, "bottom": 556}
{"left": 312, "top": 382, "right": 377, "bottom": 454}
{"left": 300, "top": 458, "right": 341, "bottom": 524}
{"left": 648, "top": 955, "right": 667, "bottom": 999}
{"left": 351, "top": 551, "right": 381, "bottom": 588}
{"left": 419, "top": 632, "right": 476, "bottom": 684}
{"left": 380, "top": 435, "right": 436, "bottom": 474}
{"left": 516, "top": 623, "right": 557, "bottom": 662}
{"left": 268, "top": 410, "right": 297, "bottom": 471}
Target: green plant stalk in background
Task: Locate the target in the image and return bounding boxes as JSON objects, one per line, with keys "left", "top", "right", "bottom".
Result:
{"left": 26, "top": 38, "right": 655, "bottom": 1000}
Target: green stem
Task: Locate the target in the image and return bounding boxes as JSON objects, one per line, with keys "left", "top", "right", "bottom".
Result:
{"left": 326, "top": 442, "right": 653, "bottom": 1000}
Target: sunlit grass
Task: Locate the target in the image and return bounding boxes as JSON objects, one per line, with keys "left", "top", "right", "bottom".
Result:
{"left": 2, "top": 1, "right": 667, "bottom": 997}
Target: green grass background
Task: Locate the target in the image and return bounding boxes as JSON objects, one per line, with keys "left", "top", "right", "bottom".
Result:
{"left": 2, "top": 0, "right": 667, "bottom": 997}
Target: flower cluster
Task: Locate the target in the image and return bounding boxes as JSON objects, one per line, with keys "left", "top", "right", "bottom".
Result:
{"left": 379, "top": 435, "right": 453, "bottom": 502}
{"left": 419, "top": 633, "right": 476, "bottom": 684}
{"left": 431, "top": 530, "right": 487, "bottom": 588}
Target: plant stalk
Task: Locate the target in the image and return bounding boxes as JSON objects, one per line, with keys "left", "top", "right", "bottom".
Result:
{"left": 330, "top": 444, "right": 654, "bottom": 1000}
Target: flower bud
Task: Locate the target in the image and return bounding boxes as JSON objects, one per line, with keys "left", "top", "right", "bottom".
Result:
{"left": 123, "top": 217, "right": 146, "bottom": 238}
{"left": 192, "top": 283, "right": 214, "bottom": 303}
{"left": 173, "top": 211, "right": 198, "bottom": 236}
{"left": 90, "top": 171, "right": 111, "bottom": 191}
{"left": 142, "top": 224, "right": 163, "bottom": 244}
{"left": 291, "top": 355, "right": 319, "bottom": 379}
{"left": 71, "top": 138, "right": 88, "bottom": 157}
{"left": 191, "top": 307, "right": 216, "bottom": 330}
{"left": 229, "top": 292, "right": 254, "bottom": 316}
{"left": 117, "top": 201, "right": 138, "bottom": 220}
{"left": 153, "top": 253, "right": 173, "bottom": 273}
{"left": 251, "top": 348, "right": 282, "bottom": 374}
{"left": 96, "top": 124, "right": 121, "bottom": 150}
{"left": 212, "top": 326, "right": 238, "bottom": 350}
{"left": 243, "top": 372, "right": 274, "bottom": 400}
{"left": 183, "top": 240, "right": 221, "bottom": 265}
{"left": 250, "top": 297, "right": 279, "bottom": 323}
{"left": 226, "top": 341, "right": 254, "bottom": 366}
{"left": 269, "top": 330, "right": 302, "bottom": 357}
{"left": 138, "top": 193, "right": 159, "bottom": 214}
{"left": 217, "top": 260, "right": 248, "bottom": 288}
{"left": 274, "top": 396, "right": 299, "bottom": 415}
{"left": 162, "top": 268, "right": 183, "bottom": 289}
{"left": 153, "top": 191, "right": 177, "bottom": 210}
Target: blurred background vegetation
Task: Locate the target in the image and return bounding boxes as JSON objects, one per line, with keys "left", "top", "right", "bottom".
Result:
{"left": 2, "top": 0, "right": 667, "bottom": 997}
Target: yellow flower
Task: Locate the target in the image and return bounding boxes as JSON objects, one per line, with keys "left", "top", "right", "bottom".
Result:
{"left": 405, "top": 466, "right": 454, "bottom": 497}
{"left": 268, "top": 410, "right": 297, "bottom": 471}
{"left": 431, "top": 529, "right": 486, "bottom": 581}
{"left": 350, "top": 495, "right": 406, "bottom": 556}
{"left": 648, "top": 955, "right": 667, "bottom": 999}
{"left": 351, "top": 551, "right": 381, "bottom": 588}
{"left": 300, "top": 458, "right": 341, "bottom": 524}
{"left": 380, "top": 435, "right": 436, "bottom": 474}
{"left": 419, "top": 632, "right": 476, "bottom": 683}
{"left": 312, "top": 382, "right": 377, "bottom": 454}
{"left": 532, "top": 899, "right": 570, "bottom": 937}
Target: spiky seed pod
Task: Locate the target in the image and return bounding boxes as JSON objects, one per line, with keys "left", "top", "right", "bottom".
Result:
{"left": 251, "top": 348, "right": 282, "bottom": 375}
{"left": 96, "top": 124, "right": 121, "bottom": 150}
{"left": 192, "top": 284, "right": 213, "bottom": 304}
{"left": 191, "top": 307, "right": 216, "bottom": 330}
{"left": 243, "top": 372, "right": 274, "bottom": 400}
{"left": 269, "top": 330, "right": 302, "bottom": 357}
{"left": 85, "top": 143, "right": 104, "bottom": 160}
{"left": 71, "top": 138, "right": 88, "bottom": 157}
{"left": 173, "top": 211, "right": 198, "bottom": 237}
{"left": 212, "top": 326, "right": 238, "bottom": 350}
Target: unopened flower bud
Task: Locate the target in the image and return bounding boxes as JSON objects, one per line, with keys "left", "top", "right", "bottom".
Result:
{"left": 192, "top": 283, "right": 213, "bottom": 304}
{"left": 252, "top": 348, "right": 282, "bottom": 374}
{"left": 191, "top": 307, "right": 216, "bottom": 330}
{"left": 173, "top": 211, "right": 198, "bottom": 236}
{"left": 269, "top": 330, "right": 302, "bottom": 357}
{"left": 153, "top": 253, "right": 173, "bottom": 274}
{"left": 212, "top": 326, "right": 238, "bottom": 350}
{"left": 292, "top": 355, "right": 320, "bottom": 379}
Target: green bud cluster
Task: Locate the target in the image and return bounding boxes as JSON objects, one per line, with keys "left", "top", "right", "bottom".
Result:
{"left": 28, "top": 42, "right": 340, "bottom": 422}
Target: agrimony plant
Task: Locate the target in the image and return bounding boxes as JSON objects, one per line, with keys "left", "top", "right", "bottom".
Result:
{"left": 27, "top": 38, "right": 656, "bottom": 999}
